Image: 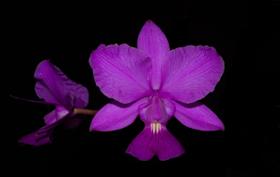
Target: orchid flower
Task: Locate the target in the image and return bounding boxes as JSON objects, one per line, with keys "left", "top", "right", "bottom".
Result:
{"left": 19, "top": 60, "right": 95, "bottom": 146}
{"left": 89, "top": 20, "right": 224, "bottom": 161}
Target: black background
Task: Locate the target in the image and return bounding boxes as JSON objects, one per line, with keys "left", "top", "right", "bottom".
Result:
{"left": 5, "top": 1, "right": 278, "bottom": 176}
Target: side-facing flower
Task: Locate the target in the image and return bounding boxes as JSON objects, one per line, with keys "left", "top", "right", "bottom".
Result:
{"left": 18, "top": 60, "right": 89, "bottom": 146}
{"left": 89, "top": 20, "right": 224, "bottom": 160}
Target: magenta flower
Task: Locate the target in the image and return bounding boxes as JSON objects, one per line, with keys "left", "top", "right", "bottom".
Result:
{"left": 89, "top": 20, "right": 224, "bottom": 160}
{"left": 19, "top": 60, "right": 89, "bottom": 146}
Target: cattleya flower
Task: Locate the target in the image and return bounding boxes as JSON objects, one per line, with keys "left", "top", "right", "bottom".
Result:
{"left": 19, "top": 60, "right": 92, "bottom": 146}
{"left": 89, "top": 20, "right": 225, "bottom": 161}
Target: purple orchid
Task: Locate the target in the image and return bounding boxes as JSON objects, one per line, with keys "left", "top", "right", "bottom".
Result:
{"left": 19, "top": 60, "right": 90, "bottom": 146}
{"left": 89, "top": 20, "right": 224, "bottom": 161}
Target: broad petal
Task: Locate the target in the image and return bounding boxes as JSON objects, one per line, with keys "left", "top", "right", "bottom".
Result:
{"left": 44, "top": 110, "right": 57, "bottom": 125}
{"left": 89, "top": 44, "right": 151, "bottom": 104}
{"left": 35, "top": 82, "right": 59, "bottom": 105}
{"left": 18, "top": 112, "right": 71, "bottom": 146}
{"left": 126, "top": 127, "right": 184, "bottom": 161}
{"left": 137, "top": 20, "right": 170, "bottom": 90}
{"left": 18, "top": 125, "right": 54, "bottom": 146}
{"left": 161, "top": 46, "right": 224, "bottom": 103}
{"left": 174, "top": 102, "right": 225, "bottom": 131}
{"left": 35, "top": 60, "right": 89, "bottom": 108}
{"left": 90, "top": 99, "right": 146, "bottom": 132}
{"left": 44, "top": 106, "right": 69, "bottom": 125}
{"left": 18, "top": 132, "right": 51, "bottom": 146}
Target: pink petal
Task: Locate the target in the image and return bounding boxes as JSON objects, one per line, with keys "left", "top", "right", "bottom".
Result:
{"left": 137, "top": 20, "right": 170, "bottom": 90}
{"left": 35, "top": 60, "right": 89, "bottom": 108}
{"left": 18, "top": 126, "right": 53, "bottom": 146}
{"left": 126, "top": 127, "right": 184, "bottom": 161}
{"left": 18, "top": 132, "right": 51, "bottom": 146}
{"left": 44, "top": 106, "right": 70, "bottom": 125}
{"left": 89, "top": 44, "right": 152, "bottom": 104}
{"left": 174, "top": 102, "right": 225, "bottom": 131}
{"left": 43, "top": 110, "right": 57, "bottom": 125}
{"left": 90, "top": 99, "right": 146, "bottom": 132}
{"left": 18, "top": 108, "right": 76, "bottom": 146}
{"left": 35, "top": 82, "right": 59, "bottom": 104}
{"left": 161, "top": 46, "right": 224, "bottom": 103}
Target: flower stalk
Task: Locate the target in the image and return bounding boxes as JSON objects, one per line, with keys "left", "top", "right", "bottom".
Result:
{"left": 73, "top": 108, "right": 97, "bottom": 116}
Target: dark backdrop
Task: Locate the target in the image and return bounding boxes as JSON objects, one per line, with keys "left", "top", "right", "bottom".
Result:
{"left": 5, "top": 1, "right": 277, "bottom": 176}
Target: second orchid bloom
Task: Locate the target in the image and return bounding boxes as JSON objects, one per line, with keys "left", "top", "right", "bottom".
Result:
{"left": 89, "top": 21, "right": 225, "bottom": 161}
{"left": 19, "top": 60, "right": 89, "bottom": 146}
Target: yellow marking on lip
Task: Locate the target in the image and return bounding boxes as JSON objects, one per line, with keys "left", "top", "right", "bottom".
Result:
{"left": 150, "top": 121, "right": 162, "bottom": 134}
